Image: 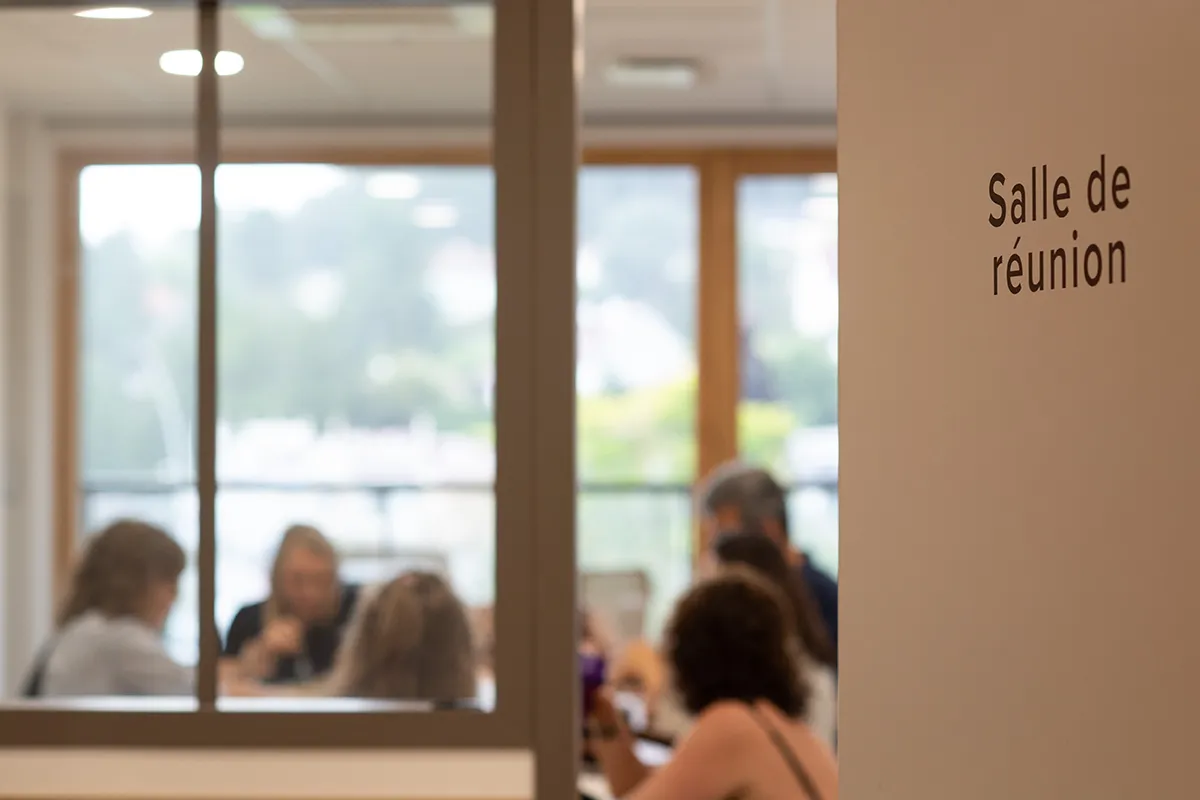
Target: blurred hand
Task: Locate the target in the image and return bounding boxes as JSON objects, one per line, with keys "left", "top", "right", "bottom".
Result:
{"left": 260, "top": 617, "right": 304, "bottom": 656}
{"left": 590, "top": 686, "right": 622, "bottom": 730}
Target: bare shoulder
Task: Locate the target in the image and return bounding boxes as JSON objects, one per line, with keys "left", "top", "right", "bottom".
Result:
{"left": 687, "top": 701, "right": 762, "bottom": 743}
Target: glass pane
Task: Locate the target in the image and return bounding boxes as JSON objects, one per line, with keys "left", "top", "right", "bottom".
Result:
{"left": 47, "top": 4, "right": 198, "bottom": 705}
{"left": 80, "top": 164, "right": 201, "bottom": 667}
{"left": 213, "top": 163, "right": 495, "bottom": 710}
{"left": 576, "top": 166, "right": 697, "bottom": 644}
{"left": 736, "top": 174, "right": 839, "bottom": 576}
{"left": 214, "top": 0, "right": 495, "bottom": 713}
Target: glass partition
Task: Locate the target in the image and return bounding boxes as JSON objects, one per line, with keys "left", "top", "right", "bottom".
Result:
{"left": 0, "top": 6, "right": 838, "bottom": 771}
{"left": 78, "top": 160, "right": 502, "bottom": 706}
{"left": 0, "top": 0, "right": 568, "bottom": 751}
{"left": 78, "top": 164, "right": 201, "bottom": 668}
{"left": 212, "top": 161, "right": 498, "bottom": 709}
{"left": 0, "top": 2, "right": 200, "bottom": 709}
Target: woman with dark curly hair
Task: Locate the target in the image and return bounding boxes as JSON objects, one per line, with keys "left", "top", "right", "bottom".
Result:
{"left": 711, "top": 531, "right": 836, "bottom": 669}
{"left": 588, "top": 569, "right": 837, "bottom": 799}
{"left": 29, "top": 519, "right": 191, "bottom": 697}
{"left": 710, "top": 531, "right": 838, "bottom": 747}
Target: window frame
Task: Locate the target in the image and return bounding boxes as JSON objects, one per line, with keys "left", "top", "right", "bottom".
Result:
{"left": 696, "top": 150, "right": 839, "bottom": 551}
{"left": 23, "top": 144, "right": 834, "bottom": 749}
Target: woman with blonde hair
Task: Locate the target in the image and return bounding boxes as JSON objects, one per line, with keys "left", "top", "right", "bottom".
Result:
{"left": 326, "top": 571, "right": 477, "bottom": 702}
{"left": 27, "top": 519, "right": 190, "bottom": 697}
{"left": 223, "top": 524, "right": 359, "bottom": 684}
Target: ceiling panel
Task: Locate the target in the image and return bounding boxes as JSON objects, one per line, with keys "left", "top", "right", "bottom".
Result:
{"left": 775, "top": 0, "right": 836, "bottom": 111}
{"left": 0, "top": 1, "right": 835, "bottom": 122}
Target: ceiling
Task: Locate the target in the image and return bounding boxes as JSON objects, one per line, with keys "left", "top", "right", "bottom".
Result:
{"left": 0, "top": 1, "right": 835, "bottom": 124}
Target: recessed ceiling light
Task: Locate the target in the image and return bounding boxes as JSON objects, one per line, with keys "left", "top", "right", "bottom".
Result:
{"left": 75, "top": 7, "right": 153, "bottom": 19}
{"left": 159, "top": 50, "right": 245, "bottom": 78}
{"left": 605, "top": 58, "right": 699, "bottom": 89}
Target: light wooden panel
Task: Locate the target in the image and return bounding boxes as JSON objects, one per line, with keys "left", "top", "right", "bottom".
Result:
{"left": 696, "top": 154, "right": 739, "bottom": 483}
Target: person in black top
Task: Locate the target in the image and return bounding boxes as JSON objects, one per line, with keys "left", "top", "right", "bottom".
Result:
{"left": 697, "top": 462, "right": 839, "bottom": 658}
{"left": 223, "top": 524, "right": 359, "bottom": 684}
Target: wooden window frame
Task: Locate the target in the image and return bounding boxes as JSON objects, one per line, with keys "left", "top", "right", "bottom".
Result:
{"left": 30, "top": 142, "right": 834, "bottom": 750}
{"left": 695, "top": 149, "right": 838, "bottom": 553}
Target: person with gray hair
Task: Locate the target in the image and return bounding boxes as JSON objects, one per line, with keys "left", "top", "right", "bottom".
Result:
{"left": 696, "top": 461, "right": 838, "bottom": 655}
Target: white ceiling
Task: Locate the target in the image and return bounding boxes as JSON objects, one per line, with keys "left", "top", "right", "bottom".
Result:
{"left": 0, "top": 1, "right": 835, "bottom": 124}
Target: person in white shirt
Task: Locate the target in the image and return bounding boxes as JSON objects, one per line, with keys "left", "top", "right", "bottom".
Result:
{"left": 708, "top": 531, "right": 837, "bottom": 747}
{"left": 651, "top": 531, "right": 838, "bottom": 750}
{"left": 31, "top": 519, "right": 191, "bottom": 697}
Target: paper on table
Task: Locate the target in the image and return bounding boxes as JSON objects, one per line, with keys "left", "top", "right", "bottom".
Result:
{"left": 578, "top": 772, "right": 614, "bottom": 800}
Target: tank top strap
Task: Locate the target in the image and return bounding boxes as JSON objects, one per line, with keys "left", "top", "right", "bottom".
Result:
{"left": 744, "top": 704, "right": 822, "bottom": 800}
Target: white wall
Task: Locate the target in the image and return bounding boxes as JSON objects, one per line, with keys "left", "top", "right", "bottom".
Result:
{"left": 2, "top": 111, "right": 56, "bottom": 696}
{"left": 840, "top": 0, "right": 1200, "bottom": 797}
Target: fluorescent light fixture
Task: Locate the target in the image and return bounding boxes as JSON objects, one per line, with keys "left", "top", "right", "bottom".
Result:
{"left": 605, "top": 58, "right": 699, "bottom": 89}
{"left": 75, "top": 7, "right": 153, "bottom": 19}
{"left": 238, "top": 6, "right": 492, "bottom": 43}
{"left": 366, "top": 172, "right": 421, "bottom": 200}
{"left": 159, "top": 49, "right": 245, "bottom": 77}
{"left": 413, "top": 203, "right": 458, "bottom": 229}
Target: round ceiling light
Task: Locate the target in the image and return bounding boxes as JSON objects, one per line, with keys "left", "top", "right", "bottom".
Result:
{"left": 75, "top": 7, "right": 153, "bottom": 19}
{"left": 159, "top": 50, "right": 245, "bottom": 78}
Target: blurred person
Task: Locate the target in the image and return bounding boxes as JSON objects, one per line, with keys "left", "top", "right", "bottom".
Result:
{"left": 580, "top": 606, "right": 614, "bottom": 659}
{"left": 610, "top": 638, "right": 667, "bottom": 714}
{"left": 324, "top": 570, "right": 477, "bottom": 701}
{"left": 27, "top": 519, "right": 190, "bottom": 697}
{"left": 697, "top": 461, "right": 839, "bottom": 654}
{"left": 710, "top": 531, "right": 837, "bottom": 747}
{"left": 471, "top": 604, "right": 495, "bottom": 675}
{"left": 464, "top": 604, "right": 497, "bottom": 710}
{"left": 579, "top": 606, "right": 617, "bottom": 761}
{"left": 646, "top": 533, "right": 837, "bottom": 746}
{"left": 223, "top": 524, "right": 360, "bottom": 684}
{"left": 709, "top": 531, "right": 836, "bottom": 671}
{"left": 589, "top": 569, "right": 837, "bottom": 800}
